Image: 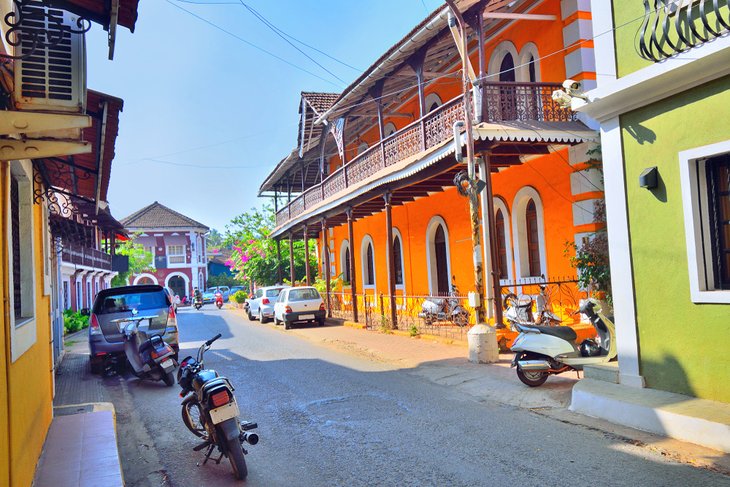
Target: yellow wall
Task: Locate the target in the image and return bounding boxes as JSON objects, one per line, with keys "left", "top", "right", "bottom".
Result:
{"left": 1, "top": 161, "right": 55, "bottom": 487}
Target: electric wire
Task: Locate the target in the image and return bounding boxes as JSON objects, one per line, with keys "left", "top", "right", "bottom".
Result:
{"left": 164, "top": 0, "right": 341, "bottom": 87}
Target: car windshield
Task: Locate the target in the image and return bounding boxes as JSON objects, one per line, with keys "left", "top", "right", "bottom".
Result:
{"left": 265, "top": 288, "right": 284, "bottom": 298}
{"left": 288, "top": 288, "right": 320, "bottom": 301}
{"left": 94, "top": 291, "right": 168, "bottom": 314}
{"left": 206, "top": 288, "right": 218, "bottom": 293}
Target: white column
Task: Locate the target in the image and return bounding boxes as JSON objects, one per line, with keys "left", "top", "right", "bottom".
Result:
{"left": 601, "top": 117, "right": 644, "bottom": 388}
{"left": 189, "top": 231, "right": 199, "bottom": 291}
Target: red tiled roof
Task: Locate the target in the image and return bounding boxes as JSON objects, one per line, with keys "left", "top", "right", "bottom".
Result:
{"left": 121, "top": 202, "right": 209, "bottom": 231}
{"left": 301, "top": 92, "right": 339, "bottom": 115}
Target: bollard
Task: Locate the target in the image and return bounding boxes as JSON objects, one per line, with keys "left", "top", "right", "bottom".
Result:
{"left": 467, "top": 324, "right": 499, "bottom": 363}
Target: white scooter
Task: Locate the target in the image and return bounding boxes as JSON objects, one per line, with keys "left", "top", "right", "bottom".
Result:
{"left": 510, "top": 298, "right": 616, "bottom": 387}
{"left": 111, "top": 311, "right": 177, "bottom": 386}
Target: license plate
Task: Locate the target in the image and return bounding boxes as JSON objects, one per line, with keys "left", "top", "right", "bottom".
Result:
{"left": 300, "top": 314, "right": 315, "bottom": 320}
{"left": 209, "top": 401, "right": 240, "bottom": 425}
{"left": 161, "top": 359, "right": 174, "bottom": 371}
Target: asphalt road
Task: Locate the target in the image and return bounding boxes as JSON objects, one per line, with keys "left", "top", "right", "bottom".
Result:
{"left": 106, "top": 306, "right": 729, "bottom": 487}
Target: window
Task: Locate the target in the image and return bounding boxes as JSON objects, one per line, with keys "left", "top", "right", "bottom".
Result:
{"left": 393, "top": 235, "right": 404, "bottom": 286}
{"left": 383, "top": 122, "right": 396, "bottom": 138}
{"left": 145, "top": 246, "right": 155, "bottom": 267}
{"left": 499, "top": 53, "right": 516, "bottom": 82}
{"left": 167, "top": 245, "right": 185, "bottom": 264}
{"left": 681, "top": 145, "right": 730, "bottom": 302}
{"left": 496, "top": 209, "right": 509, "bottom": 280}
{"left": 526, "top": 200, "right": 542, "bottom": 276}
{"left": 424, "top": 93, "right": 442, "bottom": 114}
{"left": 434, "top": 225, "right": 449, "bottom": 295}
{"left": 9, "top": 166, "right": 34, "bottom": 322}
{"left": 340, "top": 241, "right": 351, "bottom": 284}
{"left": 365, "top": 243, "right": 375, "bottom": 286}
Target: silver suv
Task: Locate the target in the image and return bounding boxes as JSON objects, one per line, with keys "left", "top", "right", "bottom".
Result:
{"left": 247, "top": 285, "right": 288, "bottom": 323}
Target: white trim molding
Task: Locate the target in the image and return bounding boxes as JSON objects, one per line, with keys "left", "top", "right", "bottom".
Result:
{"left": 133, "top": 273, "right": 159, "bottom": 285}
{"left": 679, "top": 140, "right": 730, "bottom": 304}
{"left": 425, "top": 215, "right": 452, "bottom": 295}
{"left": 488, "top": 41, "right": 519, "bottom": 80}
{"left": 165, "top": 272, "right": 191, "bottom": 297}
{"left": 339, "top": 239, "right": 351, "bottom": 284}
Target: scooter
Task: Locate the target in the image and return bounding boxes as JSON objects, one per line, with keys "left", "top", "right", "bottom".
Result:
{"left": 194, "top": 297, "right": 204, "bottom": 311}
{"left": 510, "top": 298, "right": 616, "bottom": 387}
{"left": 111, "top": 312, "right": 177, "bottom": 386}
{"left": 418, "top": 285, "right": 470, "bottom": 327}
{"left": 178, "top": 333, "right": 259, "bottom": 480}
{"left": 215, "top": 292, "right": 224, "bottom": 310}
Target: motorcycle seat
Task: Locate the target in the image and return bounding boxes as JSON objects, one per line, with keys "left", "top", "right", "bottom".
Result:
{"left": 532, "top": 325, "right": 577, "bottom": 342}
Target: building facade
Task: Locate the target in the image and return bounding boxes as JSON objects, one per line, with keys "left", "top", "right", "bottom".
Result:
{"left": 580, "top": 0, "right": 730, "bottom": 403}
{"left": 0, "top": 1, "right": 140, "bottom": 485}
{"left": 260, "top": 0, "right": 600, "bottom": 337}
{"left": 121, "top": 201, "right": 209, "bottom": 299}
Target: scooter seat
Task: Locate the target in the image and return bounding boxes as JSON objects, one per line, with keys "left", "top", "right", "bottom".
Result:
{"left": 532, "top": 325, "right": 577, "bottom": 342}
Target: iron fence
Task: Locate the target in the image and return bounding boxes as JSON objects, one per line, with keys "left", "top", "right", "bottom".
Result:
{"left": 498, "top": 276, "right": 587, "bottom": 325}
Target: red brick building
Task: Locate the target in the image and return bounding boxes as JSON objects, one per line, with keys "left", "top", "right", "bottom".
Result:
{"left": 121, "top": 202, "right": 209, "bottom": 299}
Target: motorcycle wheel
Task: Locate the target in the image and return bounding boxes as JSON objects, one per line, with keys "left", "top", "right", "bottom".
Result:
{"left": 163, "top": 370, "right": 175, "bottom": 387}
{"left": 227, "top": 437, "right": 248, "bottom": 480}
{"left": 181, "top": 401, "right": 209, "bottom": 440}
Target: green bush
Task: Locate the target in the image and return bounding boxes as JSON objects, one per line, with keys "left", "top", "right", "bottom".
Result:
{"left": 63, "top": 309, "right": 88, "bottom": 335}
{"left": 233, "top": 290, "right": 248, "bottom": 304}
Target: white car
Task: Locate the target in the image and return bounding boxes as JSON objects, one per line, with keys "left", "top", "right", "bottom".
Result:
{"left": 273, "top": 287, "right": 325, "bottom": 330}
{"left": 248, "top": 285, "right": 289, "bottom": 323}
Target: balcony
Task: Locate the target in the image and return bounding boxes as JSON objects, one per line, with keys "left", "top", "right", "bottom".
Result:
{"left": 61, "top": 243, "right": 113, "bottom": 271}
{"left": 275, "top": 82, "right": 573, "bottom": 228}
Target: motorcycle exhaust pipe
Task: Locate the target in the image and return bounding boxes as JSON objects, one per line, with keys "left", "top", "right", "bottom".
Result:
{"left": 241, "top": 432, "right": 259, "bottom": 445}
{"left": 517, "top": 359, "right": 551, "bottom": 371}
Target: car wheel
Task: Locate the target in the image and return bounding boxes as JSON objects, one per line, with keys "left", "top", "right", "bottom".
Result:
{"left": 259, "top": 310, "right": 269, "bottom": 324}
{"left": 248, "top": 309, "right": 256, "bottom": 320}
{"left": 274, "top": 315, "right": 281, "bottom": 326}
{"left": 284, "top": 320, "right": 291, "bottom": 330}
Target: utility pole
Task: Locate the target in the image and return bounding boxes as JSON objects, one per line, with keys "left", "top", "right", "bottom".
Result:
{"left": 445, "top": 0, "right": 499, "bottom": 363}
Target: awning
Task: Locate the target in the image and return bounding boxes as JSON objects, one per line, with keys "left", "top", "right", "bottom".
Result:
{"left": 473, "top": 120, "right": 598, "bottom": 144}
{"left": 34, "top": 89, "right": 123, "bottom": 211}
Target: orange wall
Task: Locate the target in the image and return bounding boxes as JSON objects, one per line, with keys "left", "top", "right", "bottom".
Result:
{"left": 323, "top": 147, "right": 578, "bottom": 297}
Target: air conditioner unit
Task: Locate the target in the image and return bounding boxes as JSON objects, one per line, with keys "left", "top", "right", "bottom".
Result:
{"left": 13, "top": 2, "right": 86, "bottom": 113}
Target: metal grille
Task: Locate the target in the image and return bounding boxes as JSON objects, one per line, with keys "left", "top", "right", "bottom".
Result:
{"left": 707, "top": 155, "right": 730, "bottom": 289}
{"left": 482, "top": 82, "right": 574, "bottom": 122}
{"left": 11, "top": 176, "right": 22, "bottom": 320}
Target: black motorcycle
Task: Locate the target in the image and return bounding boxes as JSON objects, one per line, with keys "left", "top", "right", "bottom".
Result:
{"left": 177, "top": 334, "right": 259, "bottom": 480}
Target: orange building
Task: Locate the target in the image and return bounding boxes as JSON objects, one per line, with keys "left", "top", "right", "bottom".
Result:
{"left": 259, "top": 0, "right": 601, "bottom": 336}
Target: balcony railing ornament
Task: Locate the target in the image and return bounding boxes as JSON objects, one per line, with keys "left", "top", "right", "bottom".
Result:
{"left": 2, "top": 0, "right": 92, "bottom": 60}
{"left": 638, "top": 0, "right": 730, "bottom": 62}
{"left": 32, "top": 160, "right": 92, "bottom": 219}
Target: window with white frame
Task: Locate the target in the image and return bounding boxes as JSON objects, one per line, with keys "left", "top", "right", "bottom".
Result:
{"left": 9, "top": 162, "right": 34, "bottom": 324}
{"left": 680, "top": 143, "right": 730, "bottom": 302}
{"left": 145, "top": 246, "right": 155, "bottom": 267}
{"left": 167, "top": 244, "right": 185, "bottom": 265}
{"left": 361, "top": 235, "right": 376, "bottom": 289}
{"left": 340, "top": 240, "right": 351, "bottom": 284}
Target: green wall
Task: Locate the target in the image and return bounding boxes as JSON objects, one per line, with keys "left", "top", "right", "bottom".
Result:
{"left": 620, "top": 76, "right": 730, "bottom": 403}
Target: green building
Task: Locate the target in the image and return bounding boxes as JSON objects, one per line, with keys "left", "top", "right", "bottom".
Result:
{"left": 571, "top": 0, "right": 730, "bottom": 451}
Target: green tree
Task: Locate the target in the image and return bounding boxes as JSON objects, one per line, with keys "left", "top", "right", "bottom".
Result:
{"left": 207, "top": 228, "right": 224, "bottom": 251}
{"left": 224, "top": 205, "right": 317, "bottom": 286}
{"left": 112, "top": 235, "right": 153, "bottom": 287}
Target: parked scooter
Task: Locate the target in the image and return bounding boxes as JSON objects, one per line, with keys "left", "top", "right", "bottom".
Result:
{"left": 510, "top": 298, "right": 616, "bottom": 387}
{"left": 419, "top": 285, "right": 470, "bottom": 327}
{"left": 215, "top": 292, "right": 224, "bottom": 310}
{"left": 110, "top": 312, "right": 177, "bottom": 386}
{"left": 503, "top": 284, "right": 561, "bottom": 330}
{"left": 178, "top": 333, "right": 259, "bottom": 480}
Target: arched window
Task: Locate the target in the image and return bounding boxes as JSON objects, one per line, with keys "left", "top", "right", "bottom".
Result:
{"left": 365, "top": 243, "right": 375, "bottom": 286}
{"left": 340, "top": 240, "right": 352, "bottom": 284}
{"left": 496, "top": 209, "right": 509, "bottom": 280}
{"left": 526, "top": 200, "right": 541, "bottom": 276}
{"left": 434, "top": 225, "right": 449, "bottom": 295}
{"left": 527, "top": 55, "right": 537, "bottom": 82}
{"left": 499, "top": 52, "right": 516, "bottom": 82}
{"left": 424, "top": 93, "right": 442, "bottom": 114}
{"left": 393, "top": 235, "right": 403, "bottom": 286}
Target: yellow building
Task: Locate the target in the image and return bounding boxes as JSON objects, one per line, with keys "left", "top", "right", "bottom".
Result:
{"left": 0, "top": 1, "right": 140, "bottom": 485}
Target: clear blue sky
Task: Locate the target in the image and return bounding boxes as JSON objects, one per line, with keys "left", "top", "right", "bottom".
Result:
{"left": 85, "top": 0, "right": 442, "bottom": 233}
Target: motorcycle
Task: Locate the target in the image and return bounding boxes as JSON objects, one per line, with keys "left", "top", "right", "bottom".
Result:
{"left": 110, "top": 311, "right": 177, "bottom": 386}
{"left": 215, "top": 292, "right": 224, "bottom": 309}
{"left": 178, "top": 333, "right": 259, "bottom": 480}
{"left": 194, "top": 297, "right": 203, "bottom": 311}
{"left": 510, "top": 298, "right": 616, "bottom": 387}
{"left": 418, "top": 285, "right": 469, "bottom": 327}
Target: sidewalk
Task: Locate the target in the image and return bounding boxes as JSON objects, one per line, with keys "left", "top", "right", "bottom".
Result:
{"left": 244, "top": 310, "right": 730, "bottom": 473}
{"left": 34, "top": 330, "right": 126, "bottom": 486}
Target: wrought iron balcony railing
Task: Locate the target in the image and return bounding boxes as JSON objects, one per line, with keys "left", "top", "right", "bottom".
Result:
{"left": 61, "top": 243, "right": 112, "bottom": 271}
{"left": 275, "top": 82, "right": 572, "bottom": 228}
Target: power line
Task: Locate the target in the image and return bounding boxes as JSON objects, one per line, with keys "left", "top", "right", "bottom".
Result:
{"left": 237, "top": 1, "right": 347, "bottom": 84}
{"left": 141, "top": 157, "right": 260, "bottom": 169}
{"left": 164, "top": 0, "right": 341, "bottom": 87}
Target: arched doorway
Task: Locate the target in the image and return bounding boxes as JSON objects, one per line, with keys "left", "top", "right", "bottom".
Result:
{"left": 137, "top": 276, "right": 155, "bottom": 285}
{"left": 169, "top": 275, "right": 186, "bottom": 299}
{"left": 426, "top": 216, "right": 452, "bottom": 296}
{"left": 434, "top": 226, "right": 449, "bottom": 295}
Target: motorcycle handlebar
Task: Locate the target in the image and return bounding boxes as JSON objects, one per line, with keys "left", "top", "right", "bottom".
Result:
{"left": 205, "top": 334, "right": 222, "bottom": 346}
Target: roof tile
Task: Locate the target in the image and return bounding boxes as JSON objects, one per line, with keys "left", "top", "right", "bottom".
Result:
{"left": 121, "top": 202, "right": 209, "bottom": 230}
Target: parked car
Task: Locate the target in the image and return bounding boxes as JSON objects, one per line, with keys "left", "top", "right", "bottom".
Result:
{"left": 88, "top": 284, "right": 179, "bottom": 374}
{"left": 247, "top": 285, "right": 289, "bottom": 323}
{"left": 273, "top": 287, "right": 325, "bottom": 330}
